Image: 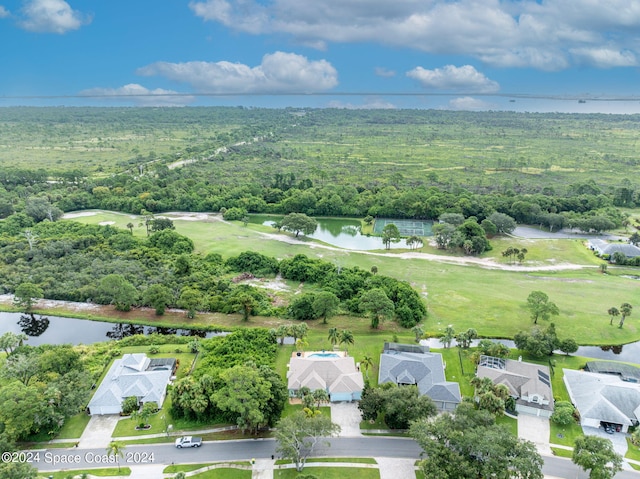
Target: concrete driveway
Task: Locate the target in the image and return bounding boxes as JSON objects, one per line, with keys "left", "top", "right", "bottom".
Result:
{"left": 78, "top": 414, "right": 120, "bottom": 448}
{"left": 517, "top": 414, "right": 551, "bottom": 455}
{"left": 330, "top": 402, "right": 363, "bottom": 437}
{"left": 581, "top": 426, "right": 628, "bottom": 457}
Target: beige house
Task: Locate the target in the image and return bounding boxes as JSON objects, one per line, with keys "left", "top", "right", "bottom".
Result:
{"left": 477, "top": 355, "right": 553, "bottom": 417}
{"left": 287, "top": 353, "right": 364, "bottom": 402}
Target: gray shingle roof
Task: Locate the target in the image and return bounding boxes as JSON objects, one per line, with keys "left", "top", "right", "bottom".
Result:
{"left": 564, "top": 369, "right": 640, "bottom": 426}
{"left": 378, "top": 344, "right": 461, "bottom": 405}
{"left": 477, "top": 356, "right": 553, "bottom": 411}
{"left": 88, "top": 353, "right": 173, "bottom": 412}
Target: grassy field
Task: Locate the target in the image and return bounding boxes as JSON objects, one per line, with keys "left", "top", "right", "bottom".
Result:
{"left": 275, "top": 466, "right": 380, "bottom": 479}
{"left": 66, "top": 211, "right": 640, "bottom": 346}
{"left": 37, "top": 467, "right": 132, "bottom": 478}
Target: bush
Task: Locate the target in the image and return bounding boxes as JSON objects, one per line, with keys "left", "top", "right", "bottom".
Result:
{"left": 222, "top": 207, "right": 247, "bottom": 221}
{"left": 121, "top": 396, "right": 139, "bottom": 415}
{"left": 148, "top": 345, "right": 160, "bottom": 354}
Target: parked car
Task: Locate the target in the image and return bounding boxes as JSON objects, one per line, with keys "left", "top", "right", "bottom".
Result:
{"left": 175, "top": 436, "right": 202, "bottom": 448}
{"left": 601, "top": 422, "right": 615, "bottom": 434}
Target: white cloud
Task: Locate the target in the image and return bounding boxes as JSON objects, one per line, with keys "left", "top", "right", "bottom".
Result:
{"left": 445, "top": 97, "right": 494, "bottom": 111}
{"left": 137, "top": 52, "right": 338, "bottom": 94}
{"left": 374, "top": 67, "right": 396, "bottom": 78}
{"left": 19, "top": 0, "right": 90, "bottom": 34}
{"left": 189, "top": 0, "right": 640, "bottom": 70}
{"left": 0, "top": 6, "right": 10, "bottom": 18}
{"left": 570, "top": 47, "right": 637, "bottom": 68}
{"left": 407, "top": 65, "right": 499, "bottom": 93}
{"left": 80, "top": 84, "right": 194, "bottom": 106}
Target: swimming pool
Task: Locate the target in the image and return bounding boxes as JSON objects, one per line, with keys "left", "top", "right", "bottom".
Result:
{"left": 308, "top": 353, "right": 340, "bottom": 358}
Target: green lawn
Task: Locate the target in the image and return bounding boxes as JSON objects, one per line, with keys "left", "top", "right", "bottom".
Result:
{"left": 164, "top": 463, "right": 251, "bottom": 474}
{"left": 67, "top": 211, "right": 640, "bottom": 346}
{"left": 190, "top": 469, "right": 252, "bottom": 479}
{"left": 164, "top": 463, "right": 217, "bottom": 473}
{"left": 55, "top": 412, "right": 92, "bottom": 439}
{"left": 495, "top": 414, "right": 518, "bottom": 436}
{"left": 551, "top": 447, "right": 573, "bottom": 458}
{"left": 626, "top": 438, "right": 640, "bottom": 462}
{"left": 549, "top": 421, "right": 584, "bottom": 448}
{"left": 112, "top": 394, "right": 232, "bottom": 437}
{"left": 37, "top": 467, "right": 131, "bottom": 478}
{"left": 275, "top": 466, "right": 380, "bottom": 479}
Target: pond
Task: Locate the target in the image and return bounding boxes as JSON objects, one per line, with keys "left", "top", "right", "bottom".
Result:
{"left": 249, "top": 215, "right": 426, "bottom": 250}
{"left": 421, "top": 337, "right": 640, "bottom": 363}
{"left": 0, "top": 312, "right": 220, "bottom": 346}
{"left": 1, "top": 311, "right": 639, "bottom": 363}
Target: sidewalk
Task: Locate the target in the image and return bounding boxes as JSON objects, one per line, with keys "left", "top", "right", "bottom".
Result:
{"left": 48, "top": 424, "right": 238, "bottom": 445}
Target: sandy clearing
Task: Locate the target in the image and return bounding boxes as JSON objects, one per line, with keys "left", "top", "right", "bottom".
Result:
{"left": 63, "top": 211, "right": 99, "bottom": 218}
{"left": 257, "top": 231, "right": 587, "bottom": 272}
{"left": 99, "top": 221, "right": 115, "bottom": 225}
{"left": 62, "top": 209, "right": 588, "bottom": 272}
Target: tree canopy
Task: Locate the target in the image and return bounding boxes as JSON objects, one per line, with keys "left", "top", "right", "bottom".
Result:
{"left": 410, "top": 402, "right": 543, "bottom": 479}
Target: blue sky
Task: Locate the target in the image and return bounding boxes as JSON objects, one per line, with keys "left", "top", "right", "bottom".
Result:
{"left": 2, "top": 0, "right": 640, "bottom": 112}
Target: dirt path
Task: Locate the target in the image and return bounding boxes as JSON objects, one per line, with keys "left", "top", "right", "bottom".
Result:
{"left": 257, "top": 232, "right": 588, "bottom": 272}
{"left": 63, "top": 210, "right": 588, "bottom": 272}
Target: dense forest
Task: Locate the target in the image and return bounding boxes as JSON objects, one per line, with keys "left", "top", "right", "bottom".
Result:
{"left": 0, "top": 108, "right": 637, "bottom": 229}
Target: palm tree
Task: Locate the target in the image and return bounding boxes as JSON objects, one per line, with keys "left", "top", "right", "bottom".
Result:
{"left": 607, "top": 307, "right": 620, "bottom": 326}
{"left": 440, "top": 325, "right": 455, "bottom": 348}
{"left": 339, "top": 329, "right": 354, "bottom": 353}
{"left": 126, "top": 222, "right": 134, "bottom": 234}
{"left": 327, "top": 327, "right": 339, "bottom": 348}
{"left": 360, "top": 354, "right": 374, "bottom": 379}
{"left": 106, "top": 441, "right": 125, "bottom": 472}
{"left": 411, "top": 325, "right": 424, "bottom": 343}
{"left": 619, "top": 303, "right": 633, "bottom": 328}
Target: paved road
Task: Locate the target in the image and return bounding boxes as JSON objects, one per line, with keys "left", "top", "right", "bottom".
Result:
{"left": 30, "top": 437, "right": 639, "bottom": 478}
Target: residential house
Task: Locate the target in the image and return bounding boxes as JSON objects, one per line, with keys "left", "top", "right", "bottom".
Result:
{"left": 88, "top": 353, "right": 176, "bottom": 415}
{"left": 287, "top": 353, "right": 364, "bottom": 402}
{"left": 378, "top": 342, "right": 461, "bottom": 411}
{"left": 587, "top": 239, "right": 640, "bottom": 259}
{"left": 476, "top": 355, "right": 553, "bottom": 417}
{"left": 563, "top": 368, "right": 640, "bottom": 433}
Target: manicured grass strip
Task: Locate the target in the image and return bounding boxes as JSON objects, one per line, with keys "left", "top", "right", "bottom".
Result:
{"left": 359, "top": 415, "right": 387, "bottom": 431}
{"left": 164, "top": 463, "right": 216, "bottom": 473}
{"left": 495, "top": 414, "right": 517, "bottom": 436}
{"left": 551, "top": 448, "right": 573, "bottom": 458}
{"left": 626, "top": 438, "right": 640, "bottom": 462}
{"left": 275, "top": 466, "right": 380, "bottom": 479}
{"left": 54, "top": 412, "right": 91, "bottom": 440}
{"left": 436, "top": 347, "right": 476, "bottom": 397}
{"left": 37, "top": 467, "right": 131, "bottom": 478}
{"left": 190, "top": 469, "right": 252, "bottom": 478}
{"left": 549, "top": 421, "right": 583, "bottom": 448}
{"left": 276, "top": 458, "right": 376, "bottom": 465}
{"left": 308, "top": 458, "right": 377, "bottom": 464}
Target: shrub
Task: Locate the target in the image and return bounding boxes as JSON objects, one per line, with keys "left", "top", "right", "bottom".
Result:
{"left": 121, "top": 396, "right": 139, "bottom": 415}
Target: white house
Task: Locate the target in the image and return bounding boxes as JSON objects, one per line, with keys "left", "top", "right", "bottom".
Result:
{"left": 587, "top": 239, "right": 640, "bottom": 259}
{"left": 88, "top": 353, "right": 175, "bottom": 415}
{"left": 563, "top": 369, "right": 640, "bottom": 433}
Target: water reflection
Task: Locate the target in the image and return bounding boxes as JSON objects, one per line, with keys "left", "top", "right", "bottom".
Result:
{"left": 147, "top": 326, "right": 178, "bottom": 335}
{"left": 341, "top": 225, "right": 359, "bottom": 237}
{"left": 598, "top": 344, "right": 623, "bottom": 355}
{"left": 18, "top": 313, "right": 50, "bottom": 337}
{"left": 106, "top": 323, "right": 145, "bottom": 340}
